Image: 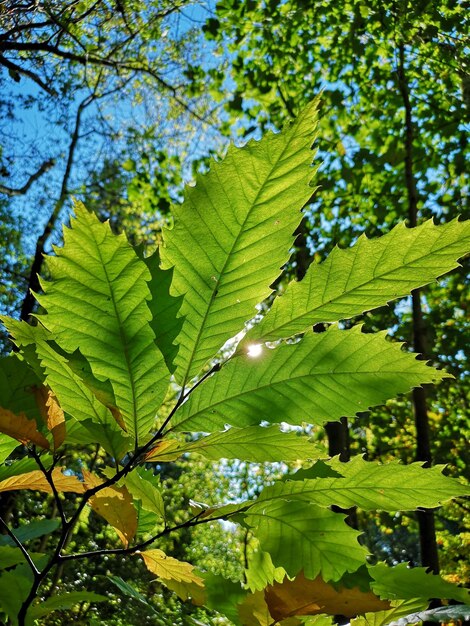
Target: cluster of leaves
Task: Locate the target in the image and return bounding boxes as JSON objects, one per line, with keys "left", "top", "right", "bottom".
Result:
{"left": 0, "top": 102, "right": 469, "bottom": 625}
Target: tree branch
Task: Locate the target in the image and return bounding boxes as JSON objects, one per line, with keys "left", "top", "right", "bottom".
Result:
{"left": 0, "top": 157, "right": 55, "bottom": 196}
{"left": 0, "top": 515, "right": 40, "bottom": 576}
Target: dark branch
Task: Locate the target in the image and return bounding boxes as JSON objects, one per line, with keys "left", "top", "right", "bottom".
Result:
{"left": 0, "top": 515, "right": 40, "bottom": 576}
{"left": 0, "top": 157, "right": 55, "bottom": 196}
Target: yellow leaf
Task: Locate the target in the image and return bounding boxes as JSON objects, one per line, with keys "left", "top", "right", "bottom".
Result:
{"left": 265, "top": 572, "right": 390, "bottom": 621}
{"left": 0, "top": 468, "right": 84, "bottom": 493}
{"left": 0, "top": 407, "right": 50, "bottom": 450}
{"left": 83, "top": 470, "right": 137, "bottom": 548}
{"left": 160, "top": 576, "right": 206, "bottom": 605}
{"left": 140, "top": 549, "right": 204, "bottom": 586}
{"left": 237, "top": 590, "right": 273, "bottom": 626}
{"left": 144, "top": 439, "right": 182, "bottom": 462}
{"left": 34, "top": 386, "right": 66, "bottom": 450}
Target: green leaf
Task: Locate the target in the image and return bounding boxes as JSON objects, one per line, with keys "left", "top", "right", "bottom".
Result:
{"left": 368, "top": 562, "right": 470, "bottom": 603}
{"left": 385, "top": 604, "right": 470, "bottom": 625}
{"left": 121, "top": 466, "right": 165, "bottom": 519}
{"left": 173, "top": 326, "right": 448, "bottom": 431}
{"left": 161, "top": 99, "right": 319, "bottom": 385}
{"left": 143, "top": 249, "right": 184, "bottom": 373}
{"left": 0, "top": 353, "right": 41, "bottom": 419}
{"left": 257, "top": 456, "right": 469, "bottom": 510}
{"left": 351, "top": 599, "right": 430, "bottom": 626}
{"left": 244, "top": 550, "right": 286, "bottom": 592}
{"left": 243, "top": 500, "right": 368, "bottom": 581}
{"left": 30, "top": 591, "right": 107, "bottom": 619}
{"left": 35, "top": 203, "right": 170, "bottom": 444}
{"left": 0, "top": 434, "right": 18, "bottom": 463}
{"left": 108, "top": 575, "right": 154, "bottom": 608}
{"left": 249, "top": 218, "right": 470, "bottom": 342}
{"left": 4, "top": 319, "right": 130, "bottom": 458}
{"left": 0, "top": 458, "right": 39, "bottom": 482}
{"left": 37, "top": 339, "right": 129, "bottom": 458}
{"left": 0, "top": 546, "right": 46, "bottom": 570}
{"left": 0, "top": 519, "right": 60, "bottom": 547}
{"left": 0, "top": 569, "right": 31, "bottom": 625}
{"left": 203, "top": 572, "right": 246, "bottom": 625}
{"left": 182, "top": 425, "right": 323, "bottom": 462}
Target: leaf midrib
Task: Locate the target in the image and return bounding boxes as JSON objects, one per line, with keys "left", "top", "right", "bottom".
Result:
{"left": 176, "top": 367, "right": 435, "bottom": 428}
{"left": 180, "top": 126, "right": 308, "bottom": 386}
{"left": 94, "top": 237, "right": 138, "bottom": 447}
{"left": 258, "top": 226, "right": 469, "bottom": 339}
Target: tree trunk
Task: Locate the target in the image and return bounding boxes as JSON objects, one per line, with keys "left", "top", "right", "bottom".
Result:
{"left": 397, "top": 44, "right": 439, "bottom": 574}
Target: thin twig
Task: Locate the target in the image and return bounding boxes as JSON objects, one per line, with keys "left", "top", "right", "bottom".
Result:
{"left": 0, "top": 516, "right": 40, "bottom": 576}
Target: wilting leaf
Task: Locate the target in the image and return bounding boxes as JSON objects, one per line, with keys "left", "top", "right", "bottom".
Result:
{"left": 0, "top": 407, "right": 49, "bottom": 450}
{"left": 265, "top": 572, "right": 390, "bottom": 621}
{"left": 34, "top": 386, "right": 66, "bottom": 450}
{"left": 83, "top": 470, "right": 137, "bottom": 547}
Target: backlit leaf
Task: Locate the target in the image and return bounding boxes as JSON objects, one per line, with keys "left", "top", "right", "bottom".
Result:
{"left": 368, "top": 562, "right": 470, "bottom": 604}
{"left": 140, "top": 548, "right": 204, "bottom": 585}
{"left": 35, "top": 203, "right": 170, "bottom": 445}
{"left": 249, "top": 218, "right": 470, "bottom": 342}
{"left": 0, "top": 434, "right": 18, "bottom": 463}
{"left": 173, "top": 326, "right": 448, "bottom": 432}
{"left": 181, "top": 425, "right": 323, "bottom": 462}
{"left": 143, "top": 249, "right": 184, "bottom": 373}
{"left": 83, "top": 470, "right": 137, "bottom": 547}
{"left": 0, "top": 407, "right": 50, "bottom": 450}
{"left": 243, "top": 500, "right": 368, "bottom": 581}
{"left": 265, "top": 572, "right": 390, "bottom": 620}
{"left": 257, "top": 456, "right": 469, "bottom": 510}
{"left": 161, "top": 99, "right": 319, "bottom": 386}
{"left": 0, "top": 468, "right": 84, "bottom": 494}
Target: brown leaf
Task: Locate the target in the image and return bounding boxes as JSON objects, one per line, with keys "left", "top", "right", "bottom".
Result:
{"left": 34, "top": 386, "right": 66, "bottom": 450}
{"left": 265, "top": 572, "right": 390, "bottom": 621}
{"left": 83, "top": 470, "right": 137, "bottom": 547}
{"left": 0, "top": 406, "right": 50, "bottom": 450}
{"left": 140, "top": 549, "right": 204, "bottom": 585}
{"left": 0, "top": 468, "right": 84, "bottom": 494}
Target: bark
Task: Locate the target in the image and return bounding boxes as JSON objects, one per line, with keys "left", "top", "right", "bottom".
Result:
{"left": 397, "top": 43, "right": 439, "bottom": 575}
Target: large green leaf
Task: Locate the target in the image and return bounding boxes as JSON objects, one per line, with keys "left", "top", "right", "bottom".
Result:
{"left": 368, "top": 562, "right": 470, "bottom": 604}
{"left": 181, "top": 425, "right": 323, "bottom": 462}
{"left": 35, "top": 204, "right": 170, "bottom": 445}
{"left": 173, "top": 326, "right": 448, "bottom": 432}
{"left": 143, "top": 249, "right": 184, "bottom": 373}
{"left": 243, "top": 500, "right": 367, "bottom": 581}
{"left": 257, "top": 456, "right": 469, "bottom": 510}
{"left": 247, "top": 213, "right": 470, "bottom": 343}
{"left": 161, "top": 99, "right": 319, "bottom": 386}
